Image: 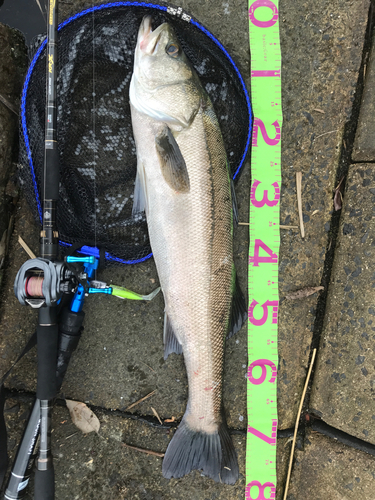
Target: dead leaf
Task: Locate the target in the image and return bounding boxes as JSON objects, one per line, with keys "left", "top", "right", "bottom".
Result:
{"left": 66, "top": 400, "right": 100, "bottom": 434}
{"left": 334, "top": 176, "right": 344, "bottom": 211}
{"left": 285, "top": 286, "right": 324, "bottom": 300}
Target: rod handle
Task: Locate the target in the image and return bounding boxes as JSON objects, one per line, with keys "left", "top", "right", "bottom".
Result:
{"left": 34, "top": 464, "right": 55, "bottom": 500}
{"left": 36, "top": 309, "right": 58, "bottom": 401}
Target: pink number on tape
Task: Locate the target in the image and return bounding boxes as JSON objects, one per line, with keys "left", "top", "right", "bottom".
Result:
{"left": 249, "top": 239, "right": 278, "bottom": 266}
{"left": 246, "top": 480, "right": 276, "bottom": 500}
{"left": 250, "top": 180, "right": 280, "bottom": 208}
{"left": 249, "top": 0, "right": 279, "bottom": 28}
{"left": 248, "top": 300, "right": 279, "bottom": 326}
{"left": 247, "top": 359, "right": 277, "bottom": 384}
{"left": 248, "top": 419, "right": 277, "bottom": 445}
{"left": 252, "top": 118, "right": 281, "bottom": 147}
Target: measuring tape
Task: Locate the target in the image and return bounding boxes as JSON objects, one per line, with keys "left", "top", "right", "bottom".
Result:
{"left": 246, "top": 1, "right": 282, "bottom": 499}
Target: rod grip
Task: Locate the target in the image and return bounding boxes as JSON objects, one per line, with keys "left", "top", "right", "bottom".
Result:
{"left": 56, "top": 309, "right": 85, "bottom": 390}
{"left": 36, "top": 309, "right": 58, "bottom": 400}
{"left": 34, "top": 464, "right": 55, "bottom": 500}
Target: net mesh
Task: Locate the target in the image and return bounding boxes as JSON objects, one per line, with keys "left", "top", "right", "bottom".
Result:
{"left": 19, "top": 3, "right": 251, "bottom": 265}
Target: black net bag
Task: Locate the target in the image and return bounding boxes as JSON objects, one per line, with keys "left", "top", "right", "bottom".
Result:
{"left": 19, "top": 1, "right": 252, "bottom": 265}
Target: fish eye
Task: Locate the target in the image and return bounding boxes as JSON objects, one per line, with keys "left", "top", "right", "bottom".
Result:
{"left": 166, "top": 43, "right": 179, "bottom": 57}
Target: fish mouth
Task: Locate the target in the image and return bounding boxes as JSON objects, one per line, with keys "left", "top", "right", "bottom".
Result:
{"left": 138, "top": 15, "right": 165, "bottom": 55}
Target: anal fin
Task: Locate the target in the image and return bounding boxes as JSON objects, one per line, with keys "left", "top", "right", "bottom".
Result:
{"left": 163, "top": 312, "right": 183, "bottom": 360}
{"left": 227, "top": 269, "right": 247, "bottom": 340}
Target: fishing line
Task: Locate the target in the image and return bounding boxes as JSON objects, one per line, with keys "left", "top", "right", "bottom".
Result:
{"left": 246, "top": 1, "right": 282, "bottom": 499}
{"left": 92, "top": 3, "right": 97, "bottom": 279}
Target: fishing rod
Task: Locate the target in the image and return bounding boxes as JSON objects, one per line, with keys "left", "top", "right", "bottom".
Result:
{"left": 25, "top": 0, "right": 60, "bottom": 497}
{"left": 3, "top": 2, "right": 165, "bottom": 497}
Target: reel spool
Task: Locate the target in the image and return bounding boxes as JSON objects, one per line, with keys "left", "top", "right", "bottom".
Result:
{"left": 14, "top": 259, "right": 70, "bottom": 308}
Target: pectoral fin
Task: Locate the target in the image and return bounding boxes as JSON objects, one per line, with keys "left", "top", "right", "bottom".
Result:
{"left": 155, "top": 127, "right": 190, "bottom": 193}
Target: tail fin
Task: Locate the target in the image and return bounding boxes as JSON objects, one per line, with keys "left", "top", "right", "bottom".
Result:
{"left": 162, "top": 417, "right": 239, "bottom": 484}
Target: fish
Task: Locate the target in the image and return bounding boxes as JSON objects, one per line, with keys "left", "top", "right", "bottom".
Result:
{"left": 129, "top": 16, "right": 247, "bottom": 485}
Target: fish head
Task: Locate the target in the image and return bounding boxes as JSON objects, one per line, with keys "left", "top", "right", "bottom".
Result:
{"left": 130, "top": 16, "right": 202, "bottom": 129}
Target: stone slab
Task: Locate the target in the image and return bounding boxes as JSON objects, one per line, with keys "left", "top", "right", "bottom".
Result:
{"left": 274, "top": 0, "right": 370, "bottom": 427}
{"left": 0, "top": 0, "right": 371, "bottom": 446}
{"left": 287, "top": 430, "right": 375, "bottom": 499}
{"left": 3, "top": 397, "right": 291, "bottom": 499}
{"left": 353, "top": 29, "right": 375, "bottom": 161}
{"left": 310, "top": 164, "right": 375, "bottom": 444}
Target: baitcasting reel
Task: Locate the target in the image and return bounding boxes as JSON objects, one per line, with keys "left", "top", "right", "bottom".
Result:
{"left": 14, "top": 256, "right": 94, "bottom": 309}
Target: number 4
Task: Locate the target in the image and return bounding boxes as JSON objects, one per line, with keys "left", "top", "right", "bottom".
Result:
{"left": 249, "top": 239, "right": 278, "bottom": 266}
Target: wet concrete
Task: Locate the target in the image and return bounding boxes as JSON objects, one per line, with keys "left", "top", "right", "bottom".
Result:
{"left": 353, "top": 27, "right": 375, "bottom": 162}
{"left": 0, "top": 0, "right": 374, "bottom": 498}
{"left": 4, "top": 398, "right": 292, "bottom": 500}
{"left": 287, "top": 430, "right": 375, "bottom": 499}
{"left": 311, "top": 164, "right": 375, "bottom": 444}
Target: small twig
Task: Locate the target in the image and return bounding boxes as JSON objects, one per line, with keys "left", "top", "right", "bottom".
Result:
{"left": 139, "top": 361, "right": 156, "bottom": 373}
{"left": 283, "top": 348, "right": 317, "bottom": 500}
{"left": 285, "top": 286, "right": 324, "bottom": 300}
{"left": 18, "top": 236, "right": 36, "bottom": 259}
{"left": 34, "top": 0, "right": 46, "bottom": 19}
{"left": 296, "top": 172, "right": 305, "bottom": 238}
{"left": 125, "top": 390, "right": 156, "bottom": 411}
{"left": 164, "top": 416, "right": 175, "bottom": 423}
{"left": 65, "top": 432, "right": 78, "bottom": 440}
{"left": 151, "top": 407, "right": 163, "bottom": 425}
{"left": 0, "top": 94, "right": 18, "bottom": 115}
{"left": 122, "top": 442, "right": 164, "bottom": 458}
{"left": 312, "top": 108, "right": 325, "bottom": 114}
{"left": 313, "top": 130, "right": 338, "bottom": 141}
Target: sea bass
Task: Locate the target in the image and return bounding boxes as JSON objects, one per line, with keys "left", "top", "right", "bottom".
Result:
{"left": 129, "top": 16, "right": 247, "bottom": 484}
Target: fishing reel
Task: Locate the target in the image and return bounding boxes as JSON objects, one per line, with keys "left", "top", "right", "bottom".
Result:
{"left": 13, "top": 256, "right": 93, "bottom": 309}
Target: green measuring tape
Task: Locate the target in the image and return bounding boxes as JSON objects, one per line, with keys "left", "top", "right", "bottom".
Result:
{"left": 246, "top": 1, "right": 282, "bottom": 499}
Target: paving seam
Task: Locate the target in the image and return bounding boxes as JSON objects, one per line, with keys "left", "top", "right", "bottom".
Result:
{"left": 3, "top": 388, "right": 298, "bottom": 442}
{"left": 310, "top": 418, "right": 375, "bottom": 457}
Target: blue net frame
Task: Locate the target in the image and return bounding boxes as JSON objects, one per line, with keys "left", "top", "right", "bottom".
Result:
{"left": 20, "top": 1, "right": 252, "bottom": 265}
